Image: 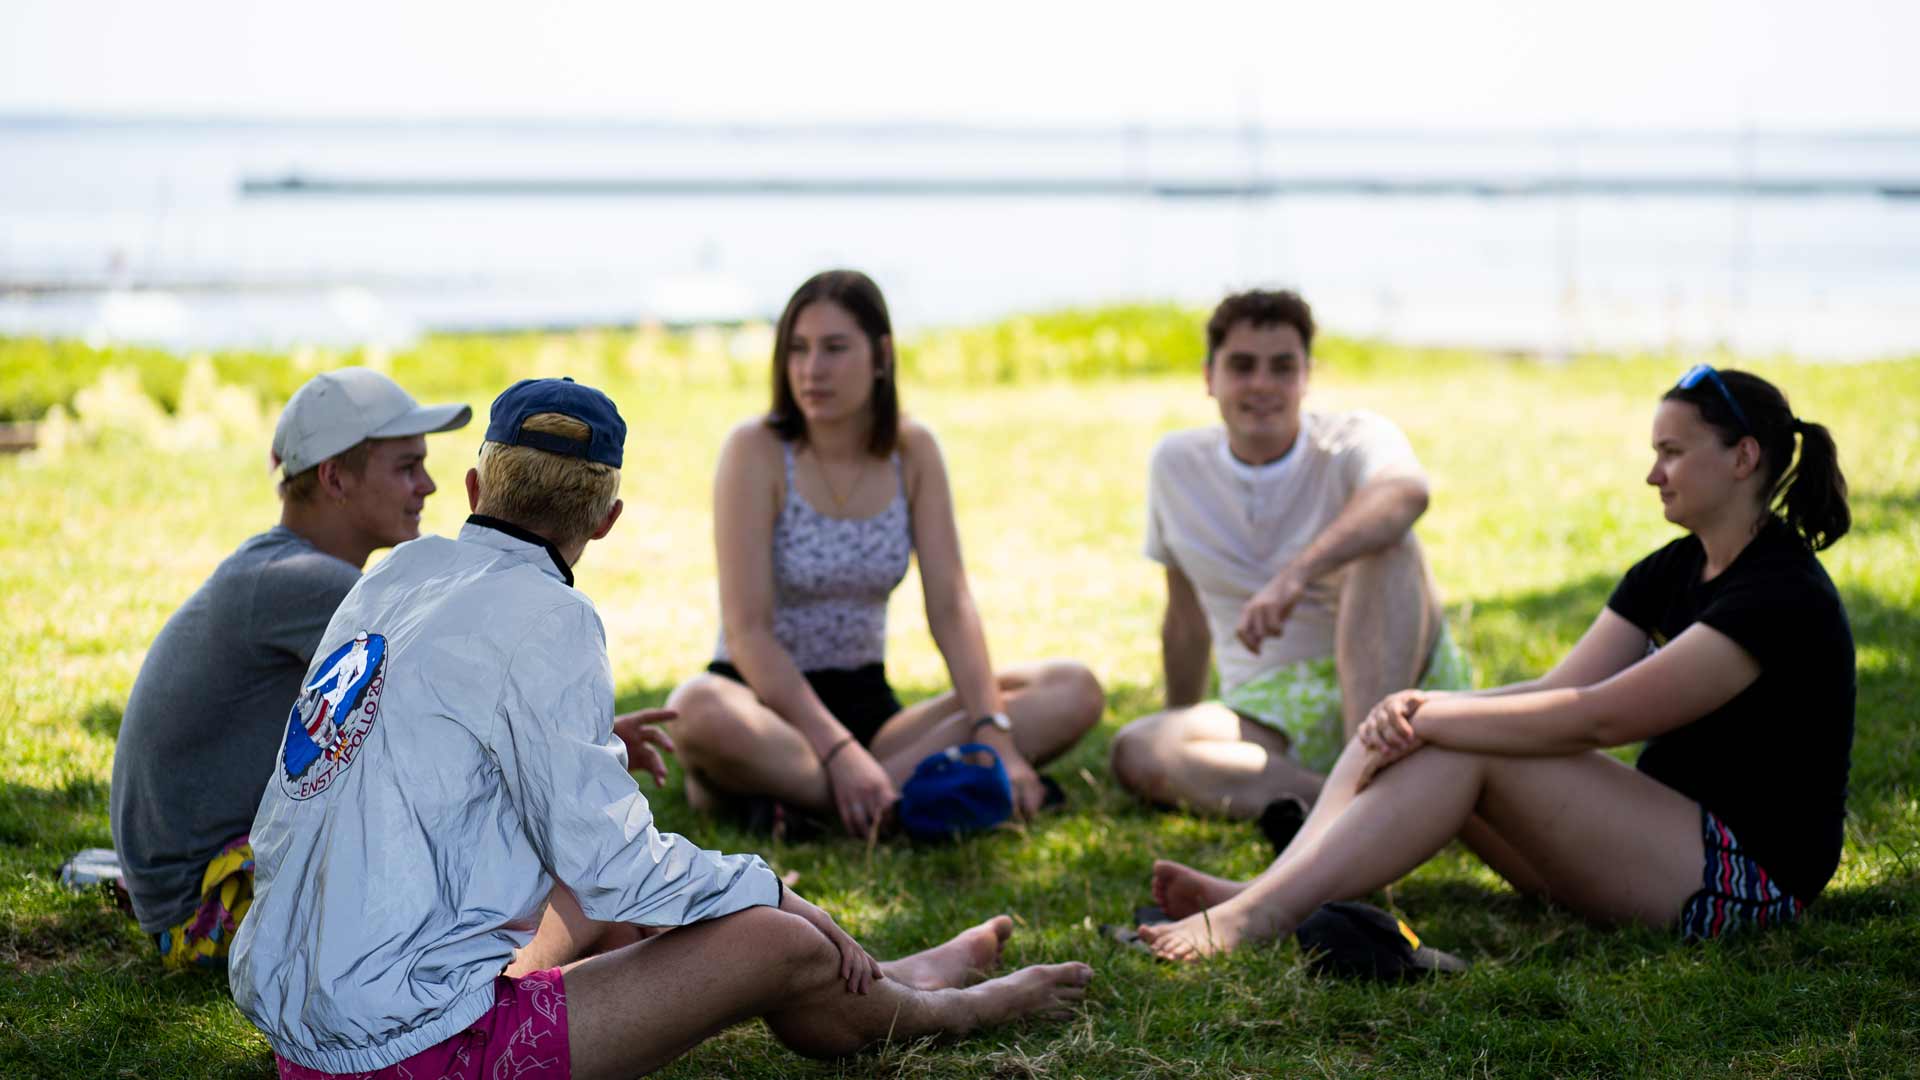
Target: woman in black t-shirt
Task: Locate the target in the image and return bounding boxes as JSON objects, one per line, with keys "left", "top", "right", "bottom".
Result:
{"left": 1138, "top": 367, "right": 1854, "bottom": 961}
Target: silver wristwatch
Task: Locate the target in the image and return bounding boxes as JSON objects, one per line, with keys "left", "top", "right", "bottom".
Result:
{"left": 973, "top": 712, "right": 1012, "bottom": 733}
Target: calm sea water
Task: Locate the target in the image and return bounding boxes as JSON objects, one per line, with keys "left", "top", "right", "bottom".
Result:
{"left": 2, "top": 118, "right": 1917, "bottom": 358}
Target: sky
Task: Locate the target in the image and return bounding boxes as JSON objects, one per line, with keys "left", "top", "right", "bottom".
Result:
{"left": 1, "top": 0, "right": 1914, "bottom": 130}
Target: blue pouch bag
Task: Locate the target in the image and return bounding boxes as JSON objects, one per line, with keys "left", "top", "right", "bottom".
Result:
{"left": 898, "top": 743, "right": 1013, "bottom": 841}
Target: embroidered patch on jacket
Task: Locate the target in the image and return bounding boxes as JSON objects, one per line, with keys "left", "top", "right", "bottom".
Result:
{"left": 281, "top": 630, "right": 387, "bottom": 800}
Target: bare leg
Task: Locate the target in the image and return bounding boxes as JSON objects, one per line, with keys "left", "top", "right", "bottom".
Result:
{"left": 1141, "top": 717, "right": 1398, "bottom": 916}
{"left": 870, "top": 660, "right": 1103, "bottom": 784}
{"left": 1150, "top": 862, "right": 1246, "bottom": 920}
{"left": 1459, "top": 816, "right": 1552, "bottom": 899}
{"left": 1146, "top": 751, "right": 1552, "bottom": 917}
{"left": 1138, "top": 742, "right": 1702, "bottom": 961}
{"left": 1335, "top": 535, "right": 1442, "bottom": 740}
{"left": 668, "top": 674, "right": 835, "bottom": 815}
{"left": 514, "top": 885, "right": 1010, "bottom": 991}
{"left": 564, "top": 907, "right": 1093, "bottom": 1079}
{"left": 1109, "top": 703, "right": 1323, "bottom": 818}
{"left": 1141, "top": 664, "right": 1554, "bottom": 921}
{"left": 880, "top": 915, "right": 1014, "bottom": 989}
{"left": 670, "top": 662, "right": 1102, "bottom": 816}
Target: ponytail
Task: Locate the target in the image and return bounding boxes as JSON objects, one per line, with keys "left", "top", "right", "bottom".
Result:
{"left": 1663, "top": 369, "right": 1851, "bottom": 551}
{"left": 1778, "top": 417, "right": 1850, "bottom": 551}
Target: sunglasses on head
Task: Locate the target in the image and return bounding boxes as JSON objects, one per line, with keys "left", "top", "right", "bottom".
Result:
{"left": 1675, "top": 364, "right": 1752, "bottom": 434}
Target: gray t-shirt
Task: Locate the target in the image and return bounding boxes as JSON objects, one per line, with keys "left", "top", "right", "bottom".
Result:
{"left": 109, "top": 526, "right": 360, "bottom": 933}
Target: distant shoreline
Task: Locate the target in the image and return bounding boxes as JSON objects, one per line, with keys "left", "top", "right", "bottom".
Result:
{"left": 7, "top": 112, "right": 1920, "bottom": 144}
{"left": 6, "top": 287, "right": 1915, "bottom": 363}
{"left": 240, "top": 173, "right": 1920, "bottom": 200}
{"left": 9, "top": 120, "right": 1916, "bottom": 361}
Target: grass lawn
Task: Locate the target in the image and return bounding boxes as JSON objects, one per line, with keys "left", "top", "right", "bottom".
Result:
{"left": 1, "top": 320, "right": 1916, "bottom": 1078}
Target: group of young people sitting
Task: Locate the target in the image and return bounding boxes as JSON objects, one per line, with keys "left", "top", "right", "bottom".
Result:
{"left": 105, "top": 271, "right": 1856, "bottom": 1078}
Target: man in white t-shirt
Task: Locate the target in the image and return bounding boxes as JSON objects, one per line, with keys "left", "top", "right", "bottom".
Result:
{"left": 1109, "top": 290, "right": 1470, "bottom": 819}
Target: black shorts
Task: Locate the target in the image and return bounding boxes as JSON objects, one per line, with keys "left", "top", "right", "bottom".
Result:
{"left": 705, "top": 660, "right": 903, "bottom": 748}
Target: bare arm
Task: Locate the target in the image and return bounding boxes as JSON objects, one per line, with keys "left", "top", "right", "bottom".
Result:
{"left": 1410, "top": 623, "right": 1761, "bottom": 756}
{"left": 906, "top": 423, "right": 1004, "bottom": 723}
{"left": 1237, "top": 472, "right": 1430, "bottom": 651}
{"left": 904, "top": 423, "right": 1059, "bottom": 817}
{"left": 1162, "top": 563, "right": 1211, "bottom": 708}
{"left": 1454, "top": 608, "right": 1652, "bottom": 700}
{"left": 713, "top": 426, "right": 848, "bottom": 757}
{"left": 1293, "top": 472, "right": 1430, "bottom": 584}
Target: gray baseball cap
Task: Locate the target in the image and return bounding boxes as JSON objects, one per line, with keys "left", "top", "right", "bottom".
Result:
{"left": 272, "top": 368, "right": 472, "bottom": 476}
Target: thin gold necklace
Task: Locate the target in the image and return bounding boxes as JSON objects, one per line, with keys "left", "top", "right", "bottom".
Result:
{"left": 812, "top": 450, "right": 866, "bottom": 513}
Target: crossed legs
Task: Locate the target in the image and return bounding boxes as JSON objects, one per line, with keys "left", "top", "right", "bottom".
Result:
{"left": 1136, "top": 740, "right": 1704, "bottom": 961}
{"left": 669, "top": 659, "right": 1104, "bottom": 818}
{"left": 510, "top": 896, "right": 1090, "bottom": 1078}
{"left": 1110, "top": 536, "right": 1442, "bottom": 816}
{"left": 1108, "top": 704, "right": 1322, "bottom": 816}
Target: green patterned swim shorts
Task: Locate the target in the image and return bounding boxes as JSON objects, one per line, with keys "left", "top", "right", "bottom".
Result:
{"left": 1220, "top": 622, "right": 1473, "bottom": 773}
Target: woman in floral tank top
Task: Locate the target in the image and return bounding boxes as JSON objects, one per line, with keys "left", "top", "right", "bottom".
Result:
{"left": 667, "top": 270, "right": 1105, "bottom": 839}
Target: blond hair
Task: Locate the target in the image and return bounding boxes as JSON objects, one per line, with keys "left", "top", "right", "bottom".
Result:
{"left": 475, "top": 413, "right": 621, "bottom": 545}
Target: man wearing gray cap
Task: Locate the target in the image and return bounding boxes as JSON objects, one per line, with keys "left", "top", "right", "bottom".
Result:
{"left": 109, "top": 367, "right": 470, "bottom": 968}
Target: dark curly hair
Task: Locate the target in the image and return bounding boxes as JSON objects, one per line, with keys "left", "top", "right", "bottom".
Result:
{"left": 1205, "top": 289, "right": 1316, "bottom": 360}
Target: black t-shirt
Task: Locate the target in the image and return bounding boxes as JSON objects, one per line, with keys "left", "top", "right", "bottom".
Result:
{"left": 1607, "top": 516, "right": 1855, "bottom": 902}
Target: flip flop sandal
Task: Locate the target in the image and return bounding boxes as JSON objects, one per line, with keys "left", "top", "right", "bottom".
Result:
{"left": 1133, "top": 904, "right": 1171, "bottom": 926}
{"left": 1098, "top": 923, "right": 1155, "bottom": 955}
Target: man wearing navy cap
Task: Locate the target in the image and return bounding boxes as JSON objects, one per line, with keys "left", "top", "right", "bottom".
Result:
{"left": 231, "top": 378, "right": 1090, "bottom": 1079}
{"left": 110, "top": 367, "right": 470, "bottom": 969}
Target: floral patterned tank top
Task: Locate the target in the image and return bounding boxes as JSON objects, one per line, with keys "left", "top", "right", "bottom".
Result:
{"left": 714, "top": 440, "right": 913, "bottom": 671}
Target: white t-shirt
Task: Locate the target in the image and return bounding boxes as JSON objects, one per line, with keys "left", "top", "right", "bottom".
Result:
{"left": 1144, "top": 411, "right": 1423, "bottom": 693}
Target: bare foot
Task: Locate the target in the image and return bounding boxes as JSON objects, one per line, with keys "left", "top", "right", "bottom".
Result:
{"left": 1150, "top": 860, "right": 1246, "bottom": 919}
{"left": 961, "top": 962, "right": 1095, "bottom": 1028}
{"left": 1136, "top": 905, "right": 1256, "bottom": 963}
{"left": 882, "top": 915, "right": 1014, "bottom": 990}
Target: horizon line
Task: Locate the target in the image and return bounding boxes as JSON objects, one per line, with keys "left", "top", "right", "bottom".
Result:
{"left": 4, "top": 110, "right": 1919, "bottom": 143}
{"left": 240, "top": 173, "right": 1920, "bottom": 200}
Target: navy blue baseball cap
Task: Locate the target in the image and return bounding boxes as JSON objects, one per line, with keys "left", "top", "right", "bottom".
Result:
{"left": 898, "top": 743, "right": 1013, "bottom": 842}
{"left": 484, "top": 378, "right": 626, "bottom": 468}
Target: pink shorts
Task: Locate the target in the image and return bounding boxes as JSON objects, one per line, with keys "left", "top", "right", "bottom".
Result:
{"left": 275, "top": 968, "right": 570, "bottom": 1080}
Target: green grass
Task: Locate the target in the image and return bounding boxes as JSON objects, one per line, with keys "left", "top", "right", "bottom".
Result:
{"left": 2, "top": 318, "right": 1916, "bottom": 1078}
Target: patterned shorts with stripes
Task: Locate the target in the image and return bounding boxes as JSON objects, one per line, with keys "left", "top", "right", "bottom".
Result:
{"left": 1679, "top": 808, "right": 1806, "bottom": 941}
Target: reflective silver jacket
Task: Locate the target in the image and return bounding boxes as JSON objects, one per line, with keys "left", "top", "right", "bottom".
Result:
{"left": 229, "top": 520, "right": 780, "bottom": 1073}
